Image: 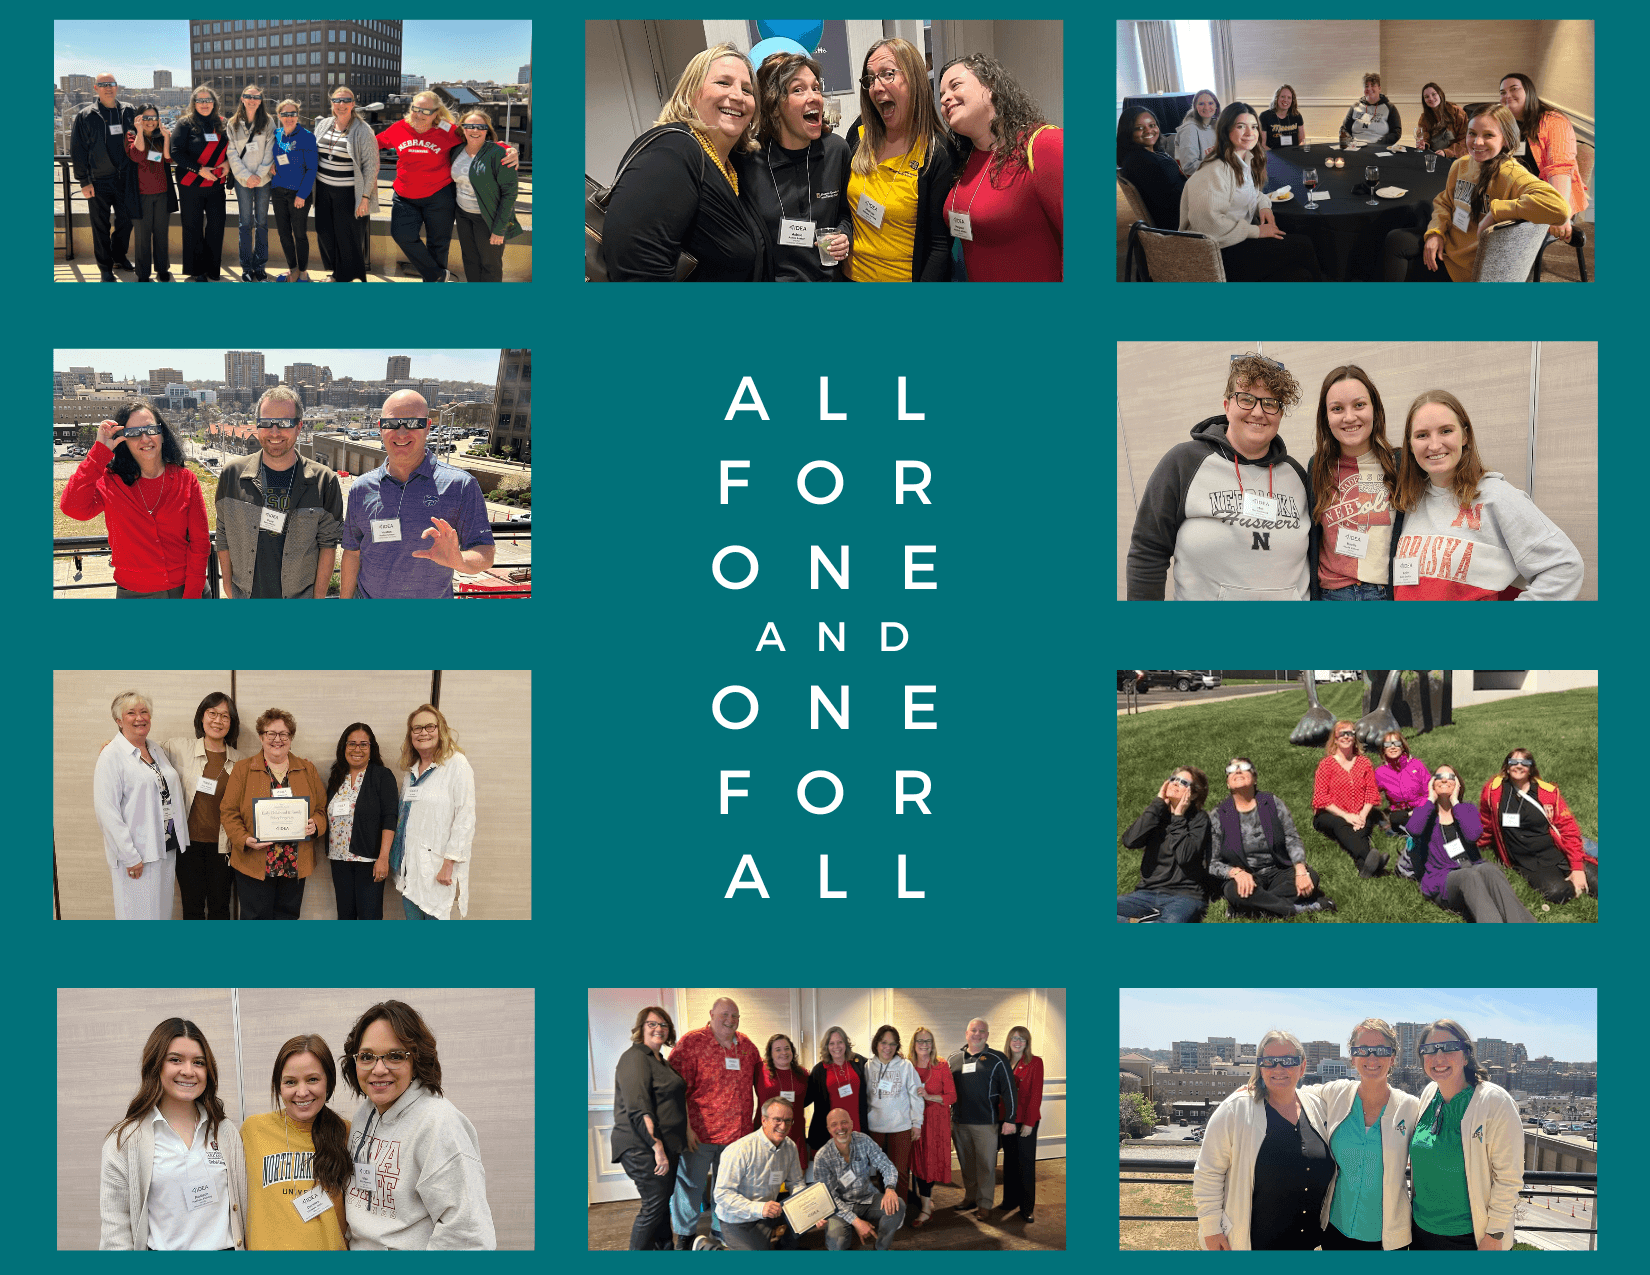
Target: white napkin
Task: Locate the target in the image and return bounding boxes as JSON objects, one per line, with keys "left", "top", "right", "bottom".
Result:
{"left": 1375, "top": 186, "right": 1408, "bottom": 198}
{"left": 1374, "top": 150, "right": 1393, "bottom": 157}
{"left": 1270, "top": 185, "right": 1292, "bottom": 198}
{"left": 1307, "top": 192, "right": 1330, "bottom": 202}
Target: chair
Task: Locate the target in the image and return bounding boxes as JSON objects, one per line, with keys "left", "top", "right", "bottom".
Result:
{"left": 1117, "top": 175, "right": 1152, "bottom": 281}
{"left": 1471, "top": 218, "right": 1550, "bottom": 281}
{"left": 1532, "top": 139, "right": 1592, "bottom": 282}
{"left": 1125, "top": 221, "right": 1227, "bottom": 282}
{"left": 1117, "top": 174, "right": 1153, "bottom": 226}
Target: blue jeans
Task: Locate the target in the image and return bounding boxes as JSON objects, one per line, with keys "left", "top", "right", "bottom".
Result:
{"left": 237, "top": 182, "right": 271, "bottom": 273}
{"left": 402, "top": 896, "right": 438, "bottom": 920}
{"left": 390, "top": 184, "right": 457, "bottom": 281}
{"left": 1321, "top": 582, "right": 1390, "bottom": 600}
{"left": 670, "top": 1140, "right": 727, "bottom": 1239}
{"left": 1117, "top": 890, "right": 1206, "bottom": 923}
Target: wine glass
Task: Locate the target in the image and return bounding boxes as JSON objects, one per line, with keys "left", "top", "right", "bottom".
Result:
{"left": 1365, "top": 166, "right": 1380, "bottom": 206}
{"left": 1302, "top": 168, "right": 1319, "bottom": 211}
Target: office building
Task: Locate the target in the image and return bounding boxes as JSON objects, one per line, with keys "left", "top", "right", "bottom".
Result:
{"left": 401, "top": 74, "right": 425, "bottom": 92}
{"left": 1303, "top": 1040, "right": 1341, "bottom": 1069}
{"left": 490, "top": 349, "right": 531, "bottom": 461}
{"left": 283, "top": 362, "right": 328, "bottom": 388}
{"left": 224, "top": 350, "right": 265, "bottom": 389}
{"left": 149, "top": 368, "right": 185, "bottom": 399}
{"left": 61, "top": 74, "right": 96, "bottom": 94}
{"left": 386, "top": 355, "right": 411, "bottom": 381}
{"left": 154, "top": 70, "right": 174, "bottom": 88}
{"left": 188, "top": 19, "right": 402, "bottom": 125}
{"left": 518, "top": 63, "right": 530, "bottom": 83}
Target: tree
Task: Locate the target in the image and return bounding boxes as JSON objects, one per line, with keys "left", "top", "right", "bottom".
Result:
{"left": 1120, "top": 1091, "right": 1156, "bottom": 1139}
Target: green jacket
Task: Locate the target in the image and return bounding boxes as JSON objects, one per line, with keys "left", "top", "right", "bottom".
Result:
{"left": 462, "top": 140, "right": 522, "bottom": 240}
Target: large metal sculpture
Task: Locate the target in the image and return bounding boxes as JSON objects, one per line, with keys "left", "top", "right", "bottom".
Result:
{"left": 1290, "top": 671, "right": 1452, "bottom": 748}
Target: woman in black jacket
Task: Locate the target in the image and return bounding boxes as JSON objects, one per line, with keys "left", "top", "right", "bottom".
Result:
{"left": 612, "top": 1005, "right": 689, "bottom": 1250}
{"left": 841, "top": 36, "right": 958, "bottom": 282}
{"left": 323, "top": 722, "right": 399, "bottom": 920}
{"left": 171, "top": 84, "right": 231, "bottom": 280}
{"left": 1117, "top": 766, "right": 1212, "bottom": 923}
{"left": 1116, "top": 107, "right": 1184, "bottom": 229}
{"left": 805, "top": 1026, "right": 870, "bottom": 1150}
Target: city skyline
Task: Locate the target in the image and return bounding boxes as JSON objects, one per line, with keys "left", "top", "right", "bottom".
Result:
{"left": 54, "top": 349, "right": 502, "bottom": 384}
{"left": 54, "top": 20, "right": 531, "bottom": 89}
{"left": 1120, "top": 989, "right": 1597, "bottom": 1061}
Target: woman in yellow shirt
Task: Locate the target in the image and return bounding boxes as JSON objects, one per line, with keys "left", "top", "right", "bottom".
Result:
{"left": 241, "top": 1034, "right": 352, "bottom": 1249}
{"left": 841, "top": 36, "right": 958, "bottom": 281}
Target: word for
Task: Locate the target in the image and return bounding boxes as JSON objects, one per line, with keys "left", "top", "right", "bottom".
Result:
{"left": 721, "top": 460, "right": 933, "bottom": 505}
{"left": 724, "top": 376, "right": 926, "bottom": 421}
{"left": 712, "top": 545, "right": 937, "bottom": 591}
{"left": 720, "top": 769, "right": 933, "bottom": 814}
{"left": 753, "top": 621, "right": 912, "bottom": 651}
{"left": 725, "top": 854, "right": 927, "bottom": 899}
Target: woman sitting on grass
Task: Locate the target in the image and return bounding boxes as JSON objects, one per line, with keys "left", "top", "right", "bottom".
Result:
{"left": 1207, "top": 758, "right": 1335, "bottom": 919}
{"left": 1476, "top": 748, "right": 1596, "bottom": 905}
{"left": 1411, "top": 766, "right": 1535, "bottom": 923}
{"left": 1118, "top": 766, "right": 1211, "bottom": 924}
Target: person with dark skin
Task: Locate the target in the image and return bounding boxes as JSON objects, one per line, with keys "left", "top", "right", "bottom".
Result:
{"left": 1116, "top": 108, "right": 1184, "bottom": 229}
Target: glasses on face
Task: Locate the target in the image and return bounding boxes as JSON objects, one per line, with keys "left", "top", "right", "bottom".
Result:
{"left": 461, "top": 123, "right": 487, "bottom": 131}
{"left": 411, "top": 106, "right": 438, "bottom": 116}
{"left": 1350, "top": 1045, "right": 1397, "bottom": 1057}
{"left": 1435, "top": 773, "right": 1458, "bottom": 785}
{"left": 345, "top": 741, "right": 371, "bottom": 750}
{"left": 1231, "top": 391, "right": 1283, "bottom": 416}
{"left": 1226, "top": 762, "right": 1254, "bottom": 775}
{"left": 860, "top": 68, "right": 901, "bottom": 88}
{"left": 194, "top": 97, "right": 215, "bottom": 104}
{"left": 120, "top": 424, "right": 162, "bottom": 437}
{"left": 1336, "top": 730, "right": 1356, "bottom": 739}
{"left": 204, "top": 711, "right": 232, "bottom": 723}
{"left": 767, "top": 1115, "right": 795, "bottom": 1125}
{"left": 332, "top": 97, "right": 355, "bottom": 104}
{"left": 1418, "top": 1040, "right": 1468, "bottom": 1056}
{"left": 1384, "top": 740, "right": 1404, "bottom": 749}
{"left": 261, "top": 731, "right": 292, "bottom": 742}
{"left": 278, "top": 111, "right": 298, "bottom": 118}
{"left": 255, "top": 417, "right": 297, "bottom": 430}
{"left": 356, "top": 1050, "right": 414, "bottom": 1067}
{"left": 241, "top": 93, "right": 262, "bottom": 100}
{"left": 139, "top": 114, "right": 159, "bottom": 122}
{"left": 97, "top": 82, "right": 118, "bottom": 90}
{"left": 1258, "top": 1055, "right": 1303, "bottom": 1068}
{"left": 643, "top": 1020, "right": 669, "bottom": 1032}
{"left": 377, "top": 417, "right": 430, "bottom": 431}
{"left": 1166, "top": 776, "right": 1191, "bottom": 788}
{"left": 1506, "top": 758, "right": 1532, "bottom": 769}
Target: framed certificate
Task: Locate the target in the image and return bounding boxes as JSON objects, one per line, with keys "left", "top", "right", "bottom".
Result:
{"left": 254, "top": 796, "right": 310, "bottom": 842}
{"left": 781, "top": 1181, "right": 835, "bottom": 1232}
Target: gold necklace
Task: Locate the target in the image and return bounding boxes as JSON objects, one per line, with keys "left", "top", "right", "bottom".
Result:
{"left": 694, "top": 129, "right": 739, "bottom": 194}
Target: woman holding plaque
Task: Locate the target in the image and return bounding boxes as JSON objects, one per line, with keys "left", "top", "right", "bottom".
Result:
{"left": 220, "top": 708, "right": 326, "bottom": 920}
{"left": 159, "top": 691, "right": 244, "bottom": 921}
{"left": 94, "top": 690, "right": 186, "bottom": 920}
{"left": 391, "top": 704, "right": 477, "bottom": 920}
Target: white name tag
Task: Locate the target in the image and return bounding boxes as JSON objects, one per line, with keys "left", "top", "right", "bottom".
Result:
{"left": 148, "top": 150, "right": 162, "bottom": 162}
{"left": 1453, "top": 201, "right": 1472, "bottom": 232}
{"left": 1241, "top": 491, "right": 1279, "bottom": 521}
{"left": 370, "top": 517, "right": 401, "bottom": 543}
{"left": 403, "top": 786, "right": 421, "bottom": 802}
{"left": 110, "top": 124, "right": 124, "bottom": 135}
{"left": 260, "top": 506, "right": 287, "bottom": 533}
{"left": 195, "top": 776, "right": 218, "bottom": 796}
{"left": 1337, "top": 527, "right": 1369, "bottom": 559}
{"left": 184, "top": 1162, "right": 218, "bottom": 1212}
{"left": 1443, "top": 833, "right": 1468, "bottom": 859}
{"left": 271, "top": 786, "right": 293, "bottom": 798}
{"left": 1394, "top": 557, "right": 1420, "bottom": 587}
{"left": 723, "top": 1055, "right": 742, "bottom": 1070}
{"left": 277, "top": 152, "right": 289, "bottom": 165}
{"left": 1277, "top": 135, "right": 1292, "bottom": 146}
{"left": 778, "top": 217, "right": 815, "bottom": 247}
{"left": 838, "top": 1169, "right": 856, "bottom": 1187}
{"left": 947, "top": 210, "right": 973, "bottom": 240}
{"left": 855, "top": 192, "right": 885, "bottom": 229}
{"left": 837, "top": 1083, "right": 854, "bottom": 1098}
{"left": 205, "top": 132, "right": 218, "bottom": 142}
{"left": 1502, "top": 812, "right": 1521, "bottom": 828}
{"left": 962, "top": 1062, "right": 978, "bottom": 1075}
{"left": 780, "top": 1090, "right": 795, "bottom": 1101}
{"left": 353, "top": 1160, "right": 374, "bottom": 1191}
{"left": 768, "top": 1170, "right": 783, "bottom": 1185}
{"left": 438, "top": 120, "right": 452, "bottom": 132}
{"left": 293, "top": 1185, "right": 333, "bottom": 1222}
{"left": 1513, "top": 140, "right": 1526, "bottom": 157}
{"left": 878, "top": 1078, "right": 894, "bottom": 1095}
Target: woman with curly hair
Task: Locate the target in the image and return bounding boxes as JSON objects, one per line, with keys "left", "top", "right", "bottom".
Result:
{"left": 937, "top": 53, "right": 1062, "bottom": 280}
{"left": 1116, "top": 108, "right": 1183, "bottom": 229}
{"left": 1414, "top": 82, "right": 1468, "bottom": 159}
{"left": 753, "top": 1032, "right": 812, "bottom": 1168}
{"left": 1306, "top": 365, "right": 1399, "bottom": 601}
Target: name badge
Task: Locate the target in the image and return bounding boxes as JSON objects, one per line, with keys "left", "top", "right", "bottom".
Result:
{"left": 353, "top": 1160, "right": 374, "bottom": 1191}
{"left": 962, "top": 1062, "right": 978, "bottom": 1075}
{"left": 110, "top": 124, "right": 124, "bottom": 135}
{"left": 438, "top": 120, "right": 452, "bottom": 132}
{"left": 205, "top": 132, "right": 218, "bottom": 142}
{"left": 1394, "top": 557, "right": 1420, "bottom": 587}
{"left": 947, "top": 209, "right": 973, "bottom": 240}
{"left": 724, "top": 1056, "right": 743, "bottom": 1071}
{"left": 780, "top": 1090, "right": 795, "bottom": 1101}
{"left": 370, "top": 518, "right": 401, "bottom": 543}
{"left": 403, "top": 784, "right": 423, "bottom": 803}
{"left": 195, "top": 776, "right": 218, "bottom": 796}
{"left": 293, "top": 1185, "right": 333, "bottom": 1222}
{"left": 837, "top": 1083, "right": 854, "bottom": 1098}
{"left": 260, "top": 506, "right": 288, "bottom": 533}
{"left": 778, "top": 217, "right": 815, "bottom": 247}
{"left": 1513, "top": 140, "right": 1526, "bottom": 157}
{"left": 1502, "top": 811, "right": 1521, "bottom": 828}
{"left": 184, "top": 1163, "right": 218, "bottom": 1212}
{"left": 277, "top": 152, "right": 289, "bottom": 165}
{"left": 148, "top": 150, "right": 162, "bottom": 162}
{"left": 1443, "top": 833, "right": 1468, "bottom": 859}
{"left": 1453, "top": 201, "right": 1472, "bottom": 232}
{"left": 1240, "top": 491, "right": 1279, "bottom": 521}
{"left": 768, "top": 1170, "right": 783, "bottom": 1185}
{"left": 838, "top": 1169, "right": 856, "bottom": 1187}
{"left": 1277, "top": 135, "right": 1292, "bottom": 147}
{"left": 271, "top": 786, "right": 293, "bottom": 798}
{"left": 1337, "top": 527, "right": 1369, "bottom": 559}
{"left": 855, "top": 192, "right": 885, "bottom": 229}
{"left": 878, "top": 1078, "right": 894, "bottom": 1095}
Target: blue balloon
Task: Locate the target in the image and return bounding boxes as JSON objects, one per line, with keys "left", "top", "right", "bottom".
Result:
{"left": 755, "top": 20, "right": 824, "bottom": 53}
{"left": 748, "top": 36, "right": 810, "bottom": 69}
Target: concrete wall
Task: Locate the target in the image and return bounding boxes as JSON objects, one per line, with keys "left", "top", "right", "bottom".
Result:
{"left": 1450, "top": 670, "right": 1598, "bottom": 707}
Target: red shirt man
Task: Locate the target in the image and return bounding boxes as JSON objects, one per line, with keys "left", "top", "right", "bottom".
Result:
{"left": 670, "top": 999, "right": 762, "bottom": 1146}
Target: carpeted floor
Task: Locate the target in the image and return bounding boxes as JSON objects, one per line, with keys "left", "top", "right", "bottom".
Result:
{"left": 589, "top": 1159, "right": 1065, "bottom": 1251}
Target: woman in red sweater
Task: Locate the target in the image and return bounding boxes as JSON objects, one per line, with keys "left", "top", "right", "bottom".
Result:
{"left": 1311, "top": 720, "right": 1387, "bottom": 877}
{"left": 936, "top": 54, "right": 1062, "bottom": 281}
{"left": 375, "top": 91, "right": 519, "bottom": 282}
{"left": 754, "top": 1033, "right": 811, "bottom": 1170}
{"left": 906, "top": 1026, "right": 955, "bottom": 1227}
{"left": 997, "top": 1025, "right": 1044, "bottom": 1223}
{"left": 123, "top": 103, "right": 177, "bottom": 282}
{"left": 60, "top": 402, "right": 210, "bottom": 598}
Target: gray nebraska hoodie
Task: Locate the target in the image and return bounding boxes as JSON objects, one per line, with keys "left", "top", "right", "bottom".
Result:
{"left": 346, "top": 1080, "right": 496, "bottom": 1249}
{"left": 1127, "top": 415, "right": 1311, "bottom": 601}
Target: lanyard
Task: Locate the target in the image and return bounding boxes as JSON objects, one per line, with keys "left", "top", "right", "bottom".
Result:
{"left": 1233, "top": 459, "right": 1274, "bottom": 497}
{"left": 945, "top": 153, "right": 992, "bottom": 222}
{"left": 764, "top": 140, "right": 812, "bottom": 223}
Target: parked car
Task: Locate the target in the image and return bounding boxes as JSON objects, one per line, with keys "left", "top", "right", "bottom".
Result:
{"left": 1197, "top": 672, "right": 1223, "bottom": 690}
{"left": 1125, "top": 670, "right": 1211, "bottom": 693}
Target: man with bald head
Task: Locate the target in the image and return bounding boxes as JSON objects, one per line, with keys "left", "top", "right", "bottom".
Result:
{"left": 947, "top": 1017, "right": 1017, "bottom": 1222}
{"left": 667, "top": 997, "right": 763, "bottom": 1249}
{"left": 69, "top": 72, "right": 137, "bottom": 281}
{"left": 340, "top": 389, "right": 495, "bottom": 598}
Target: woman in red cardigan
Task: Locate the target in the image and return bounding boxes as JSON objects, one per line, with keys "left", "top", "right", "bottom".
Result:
{"left": 1311, "top": 720, "right": 1387, "bottom": 877}
{"left": 998, "top": 1025, "right": 1044, "bottom": 1223}
{"left": 906, "top": 1026, "right": 954, "bottom": 1227}
{"left": 753, "top": 1032, "right": 811, "bottom": 1170}
{"left": 60, "top": 401, "right": 210, "bottom": 598}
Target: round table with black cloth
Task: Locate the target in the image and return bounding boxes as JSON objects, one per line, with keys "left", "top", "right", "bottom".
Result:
{"left": 1122, "top": 92, "right": 1198, "bottom": 138}
{"left": 1264, "top": 146, "right": 1448, "bottom": 280}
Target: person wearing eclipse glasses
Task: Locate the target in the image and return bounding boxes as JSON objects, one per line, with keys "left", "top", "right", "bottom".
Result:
{"left": 1207, "top": 757, "right": 1336, "bottom": 919}
{"left": 214, "top": 385, "right": 344, "bottom": 598}
{"left": 1477, "top": 748, "right": 1597, "bottom": 905}
{"left": 1411, "top": 764, "right": 1536, "bottom": 923}
{"left": 1407, "top": 1019, "right": 1523, "bottom": 1249}
{"left": 1118, "top": 765, "right": 1211, "bottom": 923}
{"left": 339, "top": 390, "right": 495, "bottom": 599}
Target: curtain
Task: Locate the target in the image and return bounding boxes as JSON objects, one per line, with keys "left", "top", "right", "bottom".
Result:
{"left": 1210, "top": 20, "right": 1237, "bottom": 107}
{"left": 1135, "top": 21, "right": 1180, "bottom": 94}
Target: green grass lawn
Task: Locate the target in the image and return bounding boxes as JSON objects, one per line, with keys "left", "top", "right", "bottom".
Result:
{"left": 1117, "top": 684, "right": 1597, "bottom": 924}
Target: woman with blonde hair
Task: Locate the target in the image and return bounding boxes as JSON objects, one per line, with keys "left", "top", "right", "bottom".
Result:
{"left": 269, "top": 98, "right": 318, "bottom": 281}
{"left": 1390, "top": 390, "right": 1581, "bottom": 599}
{"left": 311, "top": 84, "right": 378, "bottom": 282}
{"left": 451, "top": 108, "right": 522, "bottom": 282}
{"left": 602, "top": 43, "right": 769, "bottom": 281}
{"left": 1192, "top": 1029, "right": 1333, "bottom": 1249}
{"left": 1259, "top": 84, "right": 1304, "bottom": 149}
{"left": 170, "top": 84, "right": 230, "bottom": 280}
{"left": 905, "top": 1026, "right": 954, "bottom": 1227}
{"left": 1311, "top": 720, "right": 1386, "bottom": 876}
{"left": 805, "top": 1025, "right": 869, "bottom": 1149}
{"left": 998, "top": 1025, "right": 1044, "bottom": 1222}
{"left": 225, "top": 82, "right": 276, "bottom": 280}
{"left": 392, "top": 703, "right": 477, "bottom": 919}
{"left": 841, "top": 36, "right": 959, "bottom": 282}
{"left": 93, "top": 690, "right": 185, "bottom": 920}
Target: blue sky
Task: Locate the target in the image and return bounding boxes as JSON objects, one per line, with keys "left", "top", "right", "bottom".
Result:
{"left": 1120, "top": 988, "right": 1597, "bottom": 1060}
{"left": 54, "top": 21, "right": 530, "bottom": 88}
{"left": 54, "top": 349, "right": 502, "bottom": 384}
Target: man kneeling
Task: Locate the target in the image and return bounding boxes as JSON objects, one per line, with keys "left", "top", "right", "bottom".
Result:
{"left": 815, "top": 1108, "right": 906, "bottom": 1250}
{"left": 713, "top": 1099, "right": 811, "bottom": 1250}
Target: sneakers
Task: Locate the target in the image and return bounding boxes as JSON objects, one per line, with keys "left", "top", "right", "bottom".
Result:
{"left": 113, "top": 256, "right": 136, "bottom": 271}
{"left": 691, "top": 1235, "right": 724, "bottom": 1250}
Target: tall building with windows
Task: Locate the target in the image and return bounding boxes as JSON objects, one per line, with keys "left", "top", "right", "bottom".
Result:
{"left": 154, "top": 70, "right": 174, "bottom": 88}
{"left": 490, "top": 349, "right": 531, "bottom": 462}
{"left": 386, "top": 355, "right": 411, "bottom": 381}
{"left": 61, "top": 74, "right": 96, "bottom": 94}
{"left": 187, "top": 19, "right": 403, "bottom": 125}
{"left": 224, "top": 350, "right": 265, "bottom": 389}
{"left": 518, "top": 63, "right": 531, "bottom": 83}
{"left": 149, "top": 368, "right": 185, "bottom": 398}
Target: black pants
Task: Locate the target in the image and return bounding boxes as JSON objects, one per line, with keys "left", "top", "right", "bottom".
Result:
{"left": 999, "top": 1121, "right": 1038, "bottom": 1215}
{"left": 330, "top": 859, "right": 386, "bottom": 919}
{"left": 176, "top": 840, "right": 234, "bottom": 919}
{"left": 237, "top": 872, "right": 305, "bottom": 919}
{"left": 315, "top": 181, "right": 368, "bottom": 281}
{"left": 1220, "top": 234, "right": 1322, "bottom": 281}
{"left": 87, "top": 173, "right": 133, "bottom": 272}
{"left": 1442, "top": 861, "right": 1538, "bottom": 922}
{"left": 1322, "top": 1222, "right": 1388, "bottom": 1249}
{"left": 1384, "top": 228, "right": 1456, "bottom": 282}
{"left": 271, "top": 186, "right": 312, "bottom": 273}
{"left": 391, "top": 185, "right": 457, "bottom": 281}
{"left": 132, "top": 192, "right": 171, "bottom": 279}
{"left": 1511, "top": 854, "right": 1597, "bottom": 904}
{"left": 179, "top": 186, "right": 226, "bottom": 279}
{"left": 1224, "top": 862, "right": 1323, "bottom": 916}
{"left": 1411, "top": 1222, "right": 1477, "bottom": 1250}
{"left": 619, "top": 1145, "right": 679, "bottom": 1250}
{"left": 1313, "top": 809, "right": 1384, "bottom": 875}
{"left": 722, "top": 1217, "right": 800, "bottom": 1250}
{"left": 454, "top": 207, "right": 506, "bottom": 282}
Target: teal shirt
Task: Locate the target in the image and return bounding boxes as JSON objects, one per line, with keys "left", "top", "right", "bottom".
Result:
{"left": 1328, "top": 1094, "right": 1386, "bottom": 1242}
{"left": 1410, "top": 1086, "right": 1475, "bottom": 1236}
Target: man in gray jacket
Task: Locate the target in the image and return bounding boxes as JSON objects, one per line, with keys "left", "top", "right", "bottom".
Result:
{"left": 214, "top": 385, "right": 344, "bottom": 598}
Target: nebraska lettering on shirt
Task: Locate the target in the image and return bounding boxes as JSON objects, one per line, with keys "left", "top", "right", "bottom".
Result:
{"left": 396, "top": 138, "right": 444, "bottom": 158}
{"left": 1205, "top": 488, "right": 1303, "bottom": 529}
{"left": 262, "top": 1149, "right": 316, "bottom": 1188}
{"left": 1397, "top": 533, "right": 1475, "bottom": 582}
{"left": 347, "top": 1135, "right": 402, "bottom": 1215}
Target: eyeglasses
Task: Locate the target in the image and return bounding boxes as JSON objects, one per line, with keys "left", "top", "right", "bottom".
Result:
{"left": 255, "top": 417, "right": 298, "bottom": 429}
{"left": 119, "top": 425, "right": 162, "bottom": 437}
{"left": 355, "top": 1050, "right": 414, "bottom": 1067}
{"left": 97, "top": 82, "right": 118, "bottom": 89}
{"left": 766, "top": 1115, "right": 795, "bottom": 1125}
{"left": 1166, "top": 775, "right": 1190, "bottom": 788}
{"left": 345, "top": 741, "right": 371, "bottom": 750}
{"left": 1257, "top": 1055, "right": 1303, "bottom": 1068}
{"left": 411, "top": 724, "right": 440, "bottom": 735}
{"left": 261, "top": 731, "right": 292, "bottom": 742}
{"left": 860, "top": 68, "right": 901, "bottom": 88}
{"left": 1336, "top": 730, "right": 1356, "bottom": 739}
{"left": 1230, "top": 391, "right": 1283, "bottom": 415}
{"left": 1225, "top": 762, "right": 1254, "bottom": 775}
{"left": 643, "top": 1020, "right": 670, "bottom": 1031}
{"left": 460, "top": 123, "right": 487, "bottom": 131}
{"left": 331, "top": 96, "right": 355, "bottom": 104}
{"left": 241, "top": 93, "right": 263, "bottom": 100}
{"left": 1418, "top": 1040, "right": 1469, "bottom": 1056}
{"left": 1505, "top": 758, "right": 1533, "bottom": 769}
{"left": 193, "top": 97, "right": 215, "bottom": 104}
{"left": 139, "top": 114, "right": 159, "bottom": 122}
{"left": 1349, "top": 1045, "right": 1397, "bottom": 1057}
{"left": 1435, "top": 773, "right": 1458, "bottom": 784}
{"left": 278, "top": 111, "right": 298, "bottom": 118}
{"left": 204, "top": 711, "right": 232, "bottom": 722}
{"left": 411, "top": 106, "right": 438, "bottom": 116}
{"left": 377, "top": 417, "right": 430, "bottom": 431}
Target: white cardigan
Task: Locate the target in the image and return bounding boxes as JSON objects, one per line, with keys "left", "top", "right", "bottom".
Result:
{"left": 1411, "top": 1079, "right": 1524, "bottom": 1248}
{"left": 1306, "top": 1079, "right": 1422, "bottom": 1249}
{"left": 1179, "top": 157, "right": 1272, "bottom": 250}
{"left": 159, "top": 735, "right": 244, "bottom": 857}
{"left": 1192, "top": 1084, "right": 1333, "bottom": 1250}
{"left": 99, "top": 1104, "right": 248, "bottom": 1250}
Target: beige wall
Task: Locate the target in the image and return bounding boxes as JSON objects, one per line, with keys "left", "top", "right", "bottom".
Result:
{"left": 1534, "top": 20, "right": 1594, "bottom": 121}
{"left": 1449, "top": 669, "right": 1598, "bottom": 707}
{"left": 1230, "top": 19, "right": 1379, "bottom": 140}
{"left": 57, "top": 987, "right": 534, "bottom": 1250}
{"left": 54, "top": 670, "right": 531, "bottom": 920}
{"left": 1115, "top": 342, "right": 1597, "bottom": 600}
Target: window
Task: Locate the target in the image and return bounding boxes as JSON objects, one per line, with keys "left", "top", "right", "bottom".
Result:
{"left": 212, "top": 22, "right": 221, "bottom": 33}
{"left": 234, "top": 20, "right": 242, "bottom": 31}
{"left": 297, "top": 31, "right": 307, "bottom": 44}
{"left": 310, "top": 72, "right": 320, "bottom": 84}
{"left": 235, "top": 57, "right": 243, "bottom": 69}
{"left": 1173, "top": 21, "right": 1217, "bottom": 98}
{"left": 283, "top": 54, "right": 292, "bottom": 66}
{"left": 257, "top": 36, "right": 266, "bottom": 48}
{"left": 505, "top": 365, "right": 517, "bottom": 380}
{"left": 258, "top": 55, "right": 266, "bottom": 68}
{"left": 283, "top": 34, "right": 292, "bottom": 46}
{"left": 234, "top": 39, "right": 242, "bottom": 50}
